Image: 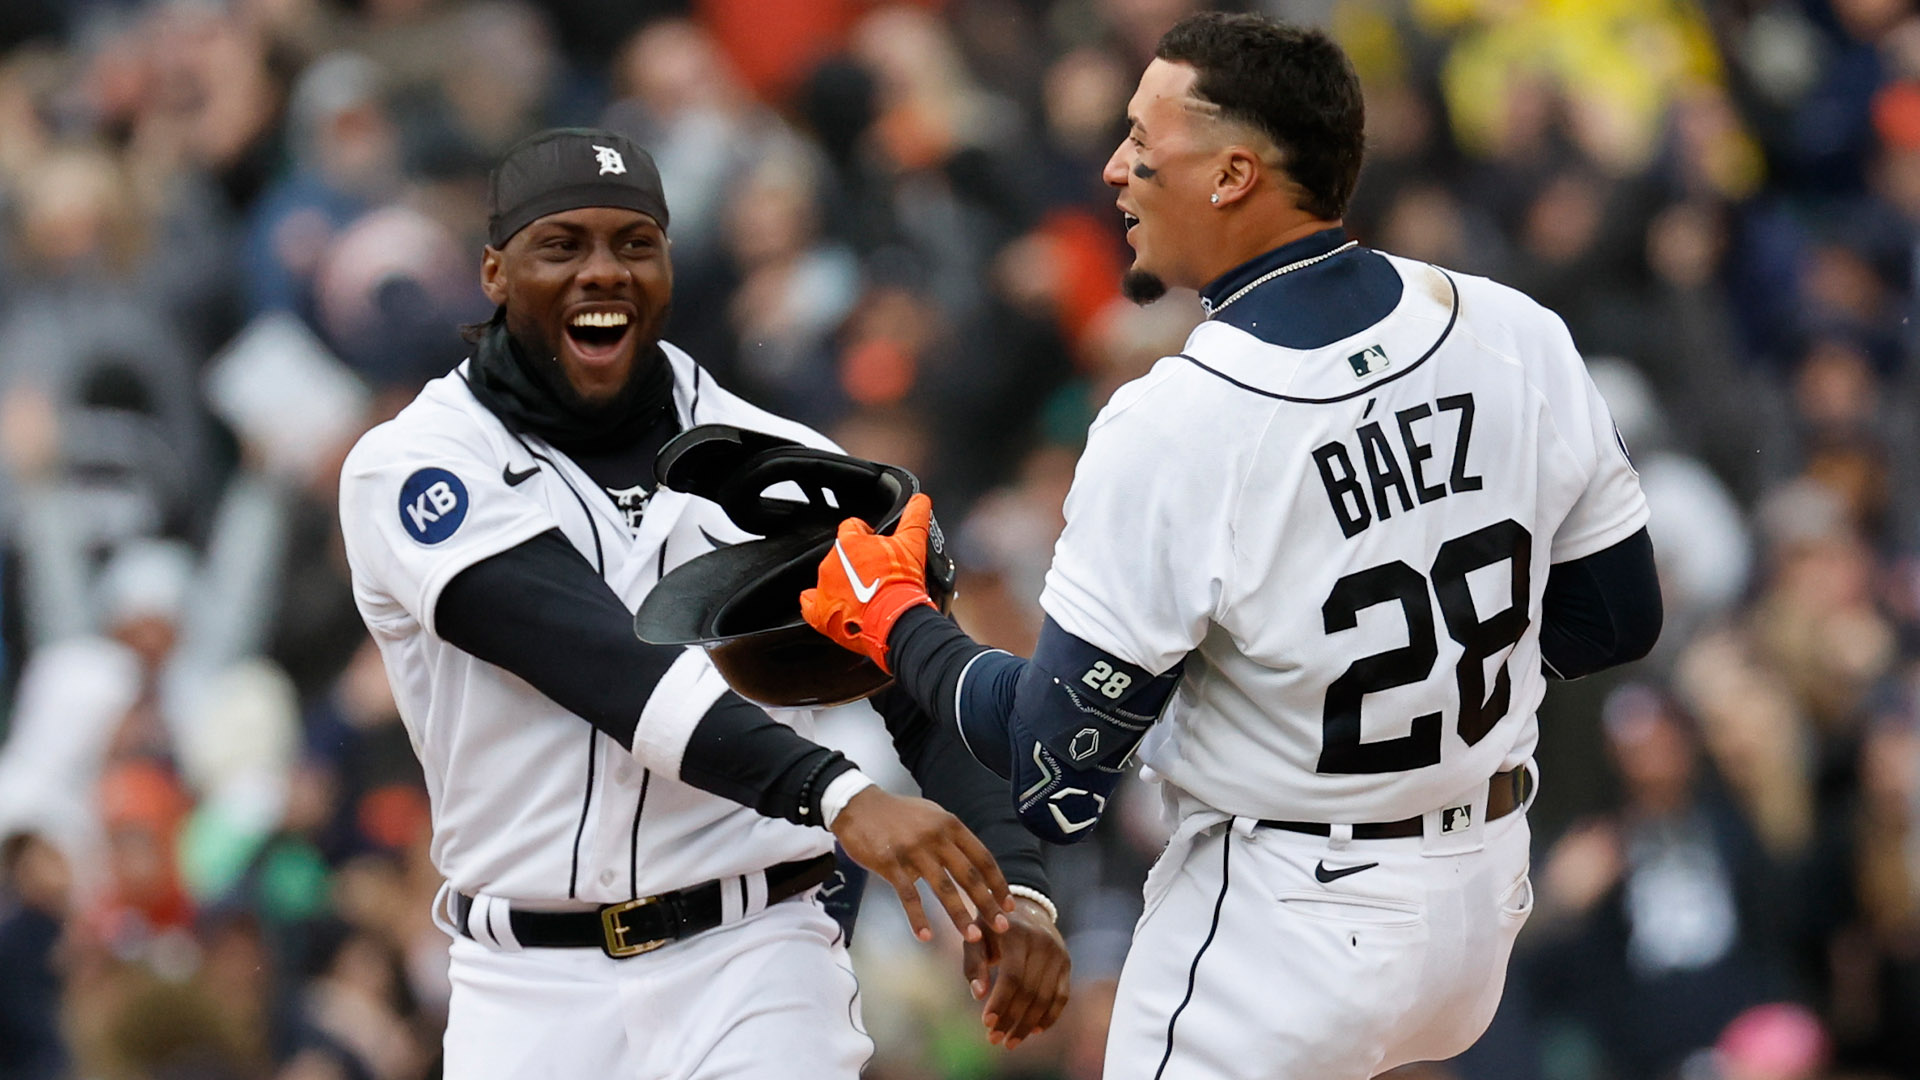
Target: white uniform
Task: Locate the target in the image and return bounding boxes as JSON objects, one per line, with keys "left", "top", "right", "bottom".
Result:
{"left": 339, "top": 343, "right": 871, "bottom": 1080}
{"left": 1041, "top": 255, "right": 1648, "bottom": 1078}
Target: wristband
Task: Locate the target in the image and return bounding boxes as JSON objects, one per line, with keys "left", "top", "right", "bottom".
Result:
{"left": 794, "top": 751, "right": 845, "bottom": 823}
{"left": 1007, "top": 885, "right": 1057, "bottom": 923}
{"left": 820, "top": 770, "right": 877, "bottom": 828}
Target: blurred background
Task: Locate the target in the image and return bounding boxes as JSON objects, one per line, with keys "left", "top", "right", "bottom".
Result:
{"left": 0, "top": 0, "right": 1914, "bottom": 1078}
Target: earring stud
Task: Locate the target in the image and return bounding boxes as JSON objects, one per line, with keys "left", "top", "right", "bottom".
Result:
{"left": 1210, "top": 193, "right": 1220, "bottom": 204}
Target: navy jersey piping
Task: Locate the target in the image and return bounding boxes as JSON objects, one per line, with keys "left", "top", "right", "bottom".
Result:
{"left": 515, "top": 439, "right": 606, "bottom": 575}
{"left": 1180, "top": 268, "right": 1460, "bottom": 405}
{"left": 1155, "top": 832, "right": 1232, "bottom": 1080}
{"left": 628, "top": 769, "right": 652, "bottom": 897}
{"left": 569, "top": 730, "right": 597, "bottom": 898}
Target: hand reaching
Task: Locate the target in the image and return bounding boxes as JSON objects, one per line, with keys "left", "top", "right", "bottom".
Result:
{"left": 829, "top": 785, "right": 1013, "bottom": 942}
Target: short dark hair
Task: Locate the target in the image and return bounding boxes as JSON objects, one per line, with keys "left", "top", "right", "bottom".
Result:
{"left": 1155, "top": 13, "right": 1365, "bottom": 221}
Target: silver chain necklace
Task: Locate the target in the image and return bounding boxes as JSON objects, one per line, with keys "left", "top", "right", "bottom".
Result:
{"left": 1202, "top": 240, "right": 1359, "bottom": 318}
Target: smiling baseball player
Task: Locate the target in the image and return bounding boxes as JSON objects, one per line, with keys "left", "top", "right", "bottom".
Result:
{"left": 338, "top": 129, "right": 1067, "bottom": 1080}
{"left": 800, "top": 15, "right": 1662, "bottom": 1080}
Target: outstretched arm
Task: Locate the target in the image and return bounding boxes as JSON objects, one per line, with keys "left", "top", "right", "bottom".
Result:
{"left": 801, "top": 495, "right": 1181, "bottom": 844}
{"left": 436, "top": 528, "right": 1013, "bottom": 941}
{"left": 888, "top": 609, "right": 1179, "bottom": 843}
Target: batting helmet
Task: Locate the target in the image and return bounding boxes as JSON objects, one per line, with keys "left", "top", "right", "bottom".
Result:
{"left": 634, "top": 424, "right": 956, "bottom": 708}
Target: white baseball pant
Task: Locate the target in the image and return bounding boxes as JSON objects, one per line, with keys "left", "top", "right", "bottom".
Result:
{"left": 442, "top": 897, "right": 871, "bottom": 1079}
{"left": 1104, "top": 799, "right": 1533, "bottom": 1079}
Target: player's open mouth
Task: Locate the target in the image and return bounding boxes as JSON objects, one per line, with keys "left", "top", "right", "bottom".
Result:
{"left": 563, "top": 308, "right": 634, "bottom": 363}
{"left": 1121, "top": 211, "right": 1140, "bottom": 244}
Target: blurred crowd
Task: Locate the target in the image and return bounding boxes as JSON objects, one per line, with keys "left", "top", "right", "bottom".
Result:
{"left": 0, "top": 0, "right": 1917, "bottom": 1079}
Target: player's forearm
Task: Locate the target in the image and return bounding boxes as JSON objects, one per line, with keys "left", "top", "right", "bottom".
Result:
{"left": 679, "top": 695, "right": 858, "bottom": 825}
{"left": 866, "top": 685, "right": 1049, "bottom": 894}
{"left": 887, "top": 607, "right": 1175, "bottom": 845}
{"left": 886, "top": 605, "right": 1025, "bottom": 771}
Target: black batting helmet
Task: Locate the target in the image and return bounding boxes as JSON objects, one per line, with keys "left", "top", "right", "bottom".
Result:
{"left": 634, "top": 424, "right": 956, "bottom": 708}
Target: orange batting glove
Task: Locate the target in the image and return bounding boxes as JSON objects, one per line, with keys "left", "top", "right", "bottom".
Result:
{"left": 801, "top": 493, "right": 938, "bottom": 672}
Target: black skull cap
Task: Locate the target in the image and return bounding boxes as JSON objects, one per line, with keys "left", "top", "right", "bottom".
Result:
{"left": 487, "top": 128, "right": 669, "bottom": 247}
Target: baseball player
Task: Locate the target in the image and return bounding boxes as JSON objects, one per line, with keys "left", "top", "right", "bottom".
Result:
{"left": 337, "top": 129, "right": 1068, "bottom": 1080}
{"left": 800, "top": 14, "right": 1662, "bottom": 1080}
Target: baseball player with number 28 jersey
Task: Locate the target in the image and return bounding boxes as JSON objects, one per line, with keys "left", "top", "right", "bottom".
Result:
{"left": 801, "top": 14, "right": 1662, "bottom": 1080}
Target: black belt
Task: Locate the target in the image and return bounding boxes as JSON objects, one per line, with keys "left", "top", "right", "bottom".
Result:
{"left": 456, "top": 853, "right": 838, "bottom": 959}
{"left": 1259, "top": 767, "right": 1533, "bottom": 840}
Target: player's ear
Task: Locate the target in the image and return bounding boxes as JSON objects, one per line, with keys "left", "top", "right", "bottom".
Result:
{"left": 1213, "top": 145, "right": 1261, "bottom": 208}
{"left": 480, "top": 246, "right": 508, "bottom": 306}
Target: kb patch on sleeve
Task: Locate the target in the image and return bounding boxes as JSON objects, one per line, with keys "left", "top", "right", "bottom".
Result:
{"left": 399, "top": 468, "right": 468, "bottom": 544}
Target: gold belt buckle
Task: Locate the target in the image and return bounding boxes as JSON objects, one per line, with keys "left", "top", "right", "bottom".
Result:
{"left": 601, "top": 895, "right": 671, "bottom": 958}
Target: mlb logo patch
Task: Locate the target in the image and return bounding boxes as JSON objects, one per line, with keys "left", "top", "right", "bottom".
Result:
{"left": 1348, "top": 344, "right": 1389, "bottom": 379}
{"left": 1440, "top": 804, "right": 1472, "bottom": 834}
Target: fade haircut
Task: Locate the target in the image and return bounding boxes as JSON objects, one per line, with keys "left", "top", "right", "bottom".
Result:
{"left": 1155, "top": 12, "right": 1365, "bottom": 221}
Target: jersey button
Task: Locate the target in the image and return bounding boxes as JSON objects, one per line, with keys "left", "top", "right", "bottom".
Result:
{"left": 599, "top": 870, "right": 616, "bottom": 886}
{"left": 615, "top": 764, "right": 635, "bottom": 784}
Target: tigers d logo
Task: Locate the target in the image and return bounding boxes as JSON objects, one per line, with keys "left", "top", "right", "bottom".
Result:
{"left": 592, "top": 144, "right": 626, "bottom": 176}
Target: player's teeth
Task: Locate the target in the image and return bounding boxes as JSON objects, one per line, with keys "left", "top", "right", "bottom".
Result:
{"left": 570, "top": 312, "right": 630, "bottom": 328}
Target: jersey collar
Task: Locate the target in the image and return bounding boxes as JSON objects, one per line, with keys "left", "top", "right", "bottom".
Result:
{"left": 1195, "top": 227, "right": 1408, "bottom": 352}
{"left": 1199, "top": 227, "right": 1353, "bottom": 313}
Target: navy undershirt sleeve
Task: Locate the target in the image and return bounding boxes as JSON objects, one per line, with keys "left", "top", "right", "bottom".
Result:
{"left": 887, "top": 604, "right": 1005, "bottom": 737}
{"left": 1539, "top": 526, "right": 1662, "bottom": 679}
{"left": 435, "top": 529, "right": 849, "bottom": 825}
{"left": 866, "top": 684, "right": 1048, "bottom": 893}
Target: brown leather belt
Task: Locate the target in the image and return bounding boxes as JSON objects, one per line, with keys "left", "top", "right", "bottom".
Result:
{"left": 1259, "top": 766, "right": 1533, "bottom": 840}
{"left": 456, "top": 853, "right": 838, "bottom": 959}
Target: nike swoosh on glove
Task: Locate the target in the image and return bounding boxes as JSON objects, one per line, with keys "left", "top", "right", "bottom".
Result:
{"left": 800, "top": 493, "right": 938, "bottom": 672}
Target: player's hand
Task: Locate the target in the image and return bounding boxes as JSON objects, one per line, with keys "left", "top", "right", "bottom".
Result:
{"left": 963, "top": 895, "right": 1071, "bottom": 1049}
{"left": 800, "top": 493, "right": 937, "bottom": 672}
{"left": 830, "top": 785, "right": 1014, "bottom": 943}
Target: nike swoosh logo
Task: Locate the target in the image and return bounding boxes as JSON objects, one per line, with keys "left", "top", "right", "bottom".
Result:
{"left": 834, "top": 540, "right": 881, "bottom": 603}
{"left": 502, "top": 463, "right": 541, "bottom": 486}
{"left": 1314, "top": 860, "right": 1379, "bottom": 883}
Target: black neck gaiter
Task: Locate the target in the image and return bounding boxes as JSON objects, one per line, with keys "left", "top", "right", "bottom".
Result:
{"left": 468, "top": 318, "right": 676, "bottom": 455}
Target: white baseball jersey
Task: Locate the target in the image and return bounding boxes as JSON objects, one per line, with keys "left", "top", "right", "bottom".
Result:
{"left": 1040, "top": 254, "right": 1649, "bottom": 825}
{"left": 339, "top": 342, "right": 843, "bottom": 905}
